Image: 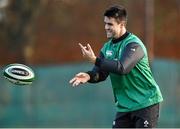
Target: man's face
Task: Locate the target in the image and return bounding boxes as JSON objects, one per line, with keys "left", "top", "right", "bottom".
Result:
{"left": 104, "top": 16, "right": 124, "bottom": 39}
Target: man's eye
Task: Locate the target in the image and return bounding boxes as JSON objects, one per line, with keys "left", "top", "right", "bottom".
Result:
{"left": 108, "top": 23, "right": 113, "bottom": 26}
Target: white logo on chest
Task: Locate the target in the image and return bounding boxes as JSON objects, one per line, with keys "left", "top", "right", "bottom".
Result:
{"left": 106, "top": 50, "right": 113, "bottom": 57}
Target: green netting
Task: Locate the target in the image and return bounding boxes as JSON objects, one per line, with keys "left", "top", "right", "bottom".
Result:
{"left": 0, "top": 59, "right": 180, "bottom": 127}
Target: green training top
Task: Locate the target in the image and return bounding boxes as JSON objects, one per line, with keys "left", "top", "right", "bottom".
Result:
{"left": 101, "top": 33, "right": 163, "bottom": 112}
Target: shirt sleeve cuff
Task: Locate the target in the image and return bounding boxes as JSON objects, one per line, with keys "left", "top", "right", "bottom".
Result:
{"left": 95, "top": 57, "right": 101, "bottom": 67}
{"left": 86, "top": 71, "right": 95, "bottom": 82}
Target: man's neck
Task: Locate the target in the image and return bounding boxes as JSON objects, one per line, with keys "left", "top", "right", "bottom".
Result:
{"left": 116, "top": 28, "right": 126, "bottom": 39}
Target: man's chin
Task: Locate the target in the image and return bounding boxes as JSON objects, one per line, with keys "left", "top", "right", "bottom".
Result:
{"left": 106, "top": 35, "right": 113, "bottom": 39}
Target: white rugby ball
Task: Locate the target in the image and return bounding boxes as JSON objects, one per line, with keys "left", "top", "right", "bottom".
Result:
{"left": 3, "top": 63, "right": 35, "bottom": 85}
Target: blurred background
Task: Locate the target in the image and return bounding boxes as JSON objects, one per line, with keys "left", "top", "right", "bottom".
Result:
{"left": 0, "top": 0, "right": 180, "bottom": 128}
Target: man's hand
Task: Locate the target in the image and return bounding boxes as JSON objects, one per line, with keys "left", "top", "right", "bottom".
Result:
{"left": 69, "top": 72, "right": 90, "bottom": 87}
{"left": 79, "top": 43, "right": 96, "bottom": 63}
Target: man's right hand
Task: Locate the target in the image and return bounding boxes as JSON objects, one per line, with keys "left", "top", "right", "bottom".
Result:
{"left": 69, "top": 72, "right": 90, "bottom": 87}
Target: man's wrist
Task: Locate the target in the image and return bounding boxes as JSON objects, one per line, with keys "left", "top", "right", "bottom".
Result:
{"left": 91, "top": 56, "right": 97, "bottom": 64}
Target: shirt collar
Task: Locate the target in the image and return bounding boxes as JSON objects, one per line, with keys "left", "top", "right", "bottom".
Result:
{"left": 112, "top": 31, "right": 130, "bottom": 44}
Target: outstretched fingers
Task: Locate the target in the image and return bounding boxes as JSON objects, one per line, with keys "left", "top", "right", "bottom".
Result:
{"left": 87, "top": 44, "right": 93, "bottom": 53}
{"left": 69, "top": 77, "right": 78, "bottom": 87}
{"left": 79, "top": 43, "right": 86, "bottom": 55}
{"left": 69, "top": 77, "right": 76, "bottom": 84}
{"left": 69, "top": 77, "right": 82, "bottom": 87}
{"left": 73, "top": 80, "right": 81, "bottom": 87}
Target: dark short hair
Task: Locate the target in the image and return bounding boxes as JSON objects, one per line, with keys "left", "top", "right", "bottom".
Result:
{"left": 104, "top": 5, "right": 127, "bottom": 23}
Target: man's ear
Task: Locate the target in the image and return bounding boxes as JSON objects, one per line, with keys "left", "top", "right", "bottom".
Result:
{"left": 120, "top": 21, "right": 126, "bottom": 27}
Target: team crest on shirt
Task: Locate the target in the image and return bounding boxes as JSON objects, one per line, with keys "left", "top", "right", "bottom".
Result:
{"left": 106, "top": 50, "right": 113, "bottom": 57}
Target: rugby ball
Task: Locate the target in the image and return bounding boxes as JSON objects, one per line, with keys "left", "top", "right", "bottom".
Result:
{"left": 2, "top": 63, "right": 35, "bottom": 85}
